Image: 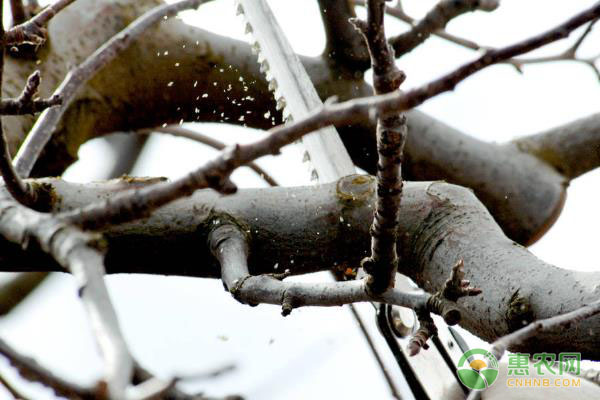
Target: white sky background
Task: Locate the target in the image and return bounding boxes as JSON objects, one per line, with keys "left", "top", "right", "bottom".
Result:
{"left": 1, "top": 1, "right": 599, "bottom": 399}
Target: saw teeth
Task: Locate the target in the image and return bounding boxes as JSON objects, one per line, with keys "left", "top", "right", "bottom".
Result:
{"left": 302, "top": 151, "right": 311, "bottom": 163}
{"left": 251, "top": 42, "right": 261, "bottom": 55}
{"left": 244, "top": 22, "right": 253, "bottom": 34}
{"left": 235, "top": 3, "right": 244, "bottom": 15}
{"left": 260, "top": 59, "right": 270, "bottom": 74}
{"left": 268, "top": 79, "right": 278, "bottom": 92}
{"left": 310, "top": 169, "right": 319, "bottom": 182}
{"left": 276, "top": 97, "right": 286, "bottom": 111}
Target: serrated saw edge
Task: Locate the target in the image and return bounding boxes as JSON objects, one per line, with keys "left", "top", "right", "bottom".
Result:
{"left": 235, "top": 0, "right": 355, "bottom": 183}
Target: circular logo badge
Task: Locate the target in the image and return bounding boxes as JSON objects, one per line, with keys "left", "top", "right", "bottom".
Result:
{"left": 457, "top": 348, "right": 499, "bottom": 390}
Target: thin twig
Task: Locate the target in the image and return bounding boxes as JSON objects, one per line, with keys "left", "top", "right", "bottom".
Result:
{"left": 12, "top": 0, "right": 208, "bottom": 178}
{"left": 139, "top": 126, "right": 279, "bottom": 187}
{"left": 357, "top": 0, "right": 600, "bottom": 76}
{"left": 0, "top": 370, "right": 30, "bottom": 400}
{"left": 0, "top": 3, "right": 32, "bottom": 207}
{"left": 0, "top": 272, "right": 47, "bottom": 315}
{"left": 387, "top": 0, "right": 499, "bottom": 57}
{"left": 58, "top": 2, "right": 600, "bottom": 232}
{"left": 466, "top": 299, "right": 600, "bottom": 400}
{"left": 0, "top": 71, "right": 62, "bottom": 115}
{"left": 0, "top": 337, "right": 94, "bottom": 399}
{"left": 351, "top": 0, "right": 407, "bottom": 294}
{"left": 0, "top": 70, "right": 59, "bottom": 207}
{"left": 408, "top": 260, "right": 480, "bottom": 356}
{"left": 3, "top": 0, "right": 77, "bottom": 46}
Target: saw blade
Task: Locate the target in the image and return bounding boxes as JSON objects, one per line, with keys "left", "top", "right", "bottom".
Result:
{"left": 235, "top": 0, "right": 355, "bottom": 183}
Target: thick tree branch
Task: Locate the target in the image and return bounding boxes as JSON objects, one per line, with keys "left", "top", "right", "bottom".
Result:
{"left": 466, "top": 300, "right": 600, "bottom": 399}
{"left": 0, "top": 0, "right": 577, "bottom": 247}
{"left": 316, "top": 0, "right": 371, "bottom": 71}
{"left": 0, "top": 197, "right": 135, "bottom": 398}
{"left": 55, "top": 1, "right": 600, "bottom": 236}
{"left": 12, "top": 0, "right": 208, "bottom": 178}
{"left": 1, "top": 177, "right": 597, "bottom": 358}
{"left": 388, "top": 0, "right": 499, "bottom": 57}
{"left": 513, "top": 112, "right": 600, "bottom": 179}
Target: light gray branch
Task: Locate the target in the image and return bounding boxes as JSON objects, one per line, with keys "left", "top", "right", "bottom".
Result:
{"left": 0, "top": 197, "right": 133, "bottom": 398}
{"left": 12, "top": 0, "right": 208, "bottom": 178}
{"left": 4, "top": 177, "right": 598, "bottom": 358}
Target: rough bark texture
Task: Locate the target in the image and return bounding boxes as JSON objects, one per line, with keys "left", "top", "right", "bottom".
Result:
{"left": 0, "top": 0, "right": 577, "bottom": 247}
{"left": 0, "top": 176, "right": 597, "bottom": 359}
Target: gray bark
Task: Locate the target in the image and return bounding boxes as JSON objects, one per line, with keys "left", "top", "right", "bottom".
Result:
{"left": 0, "top": 176, "right": 597, "bottom": 359}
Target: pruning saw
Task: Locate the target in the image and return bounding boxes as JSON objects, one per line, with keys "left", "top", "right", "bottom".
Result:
{"left": 234, "top": 1, "right": 467, "bottom": 398}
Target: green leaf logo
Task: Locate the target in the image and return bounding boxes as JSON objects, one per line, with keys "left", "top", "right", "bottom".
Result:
{"left": 456, "top": 348, "right": 499, "bottom": 390}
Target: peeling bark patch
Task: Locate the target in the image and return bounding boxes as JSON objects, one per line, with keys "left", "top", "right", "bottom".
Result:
{"left": 506, "top": 289, "right": 535, "bottom": 332}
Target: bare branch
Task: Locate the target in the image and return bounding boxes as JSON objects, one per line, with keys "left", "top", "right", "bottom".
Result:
{"left": 316, "top": 0, "right": 370, "bottom": 70}
{"left": 364, "top": 0, "right": 600, "bottom": 75}
{"left": 490, "top": 299, "right": 600, "bottom": 364}
{"left": 56, "top": 2, "right": 600, "bottom": 232}
{"left": 3, "top": 0, "right": 77, "bottom": 46}
{"left": 0, "top": 272, "right": 47, "bottom": 315}
{"left": 2, "top": 177, "right": 599, "bottom": 356}
{"left": 388, "top": 0, "right": 499, "bottom": 57}
{"left": 466, "top": 300, "right": 600, "bottom": 399}
{"left": 0, "top": 70, "right": 61, "bottom": 115}
{"left": 0, "top": 370, "right": 30, "bottom": 400}
{"left": 0, "top": 70, "right": 59, "bottom": 207}
{"left": 12, "top": 0, "right": 208, "bottom": 178}
{"left": 0, "top": 198, "right": 135, "bottom": 398}
{"left": 208, "top": 221, "right": 462, "bottom": 323}
{"left": 139, "top": 126, "right": 279, "bottom": 187}
{"left": 407, "top": 309, "right": 436, "bottom": 357}
{"left": 0, "top": 337, "right": 94, "bottom": 399}
{"left": 514, "top": 112, "right": 600, "bottom": 179}
{"left": 352, "top": 0, "right": 407, "bottom": 294}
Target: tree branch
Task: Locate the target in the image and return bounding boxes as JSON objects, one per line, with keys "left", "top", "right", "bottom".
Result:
{"left": 316, "top": 0, "right": 371, "bottom": 71}
{"left": 12, "top": 0, "right": 208, "bottom": 178}
{"left": 0, "top": 0, "right": 576, "bottom": 247}
{"left": 207, "top": 220, "right": 460, "bottom": 323}
{"left": 366, "top": 0, "right": 600, "bottom": 75}
{"left": 351, "top": 0, "right": 407, "bottom": 294}
{"left": 467, "top": 300, "right": 600, "bottom": 399}
{"left": 139, "top": 126, "right": 278, "bottom": 187}
{"left": 0, "top": 337, "right": 94, "bottom": 399}
{"left": 0, "top": 197, "right": 135, "bottom": 398}
{"left": 388, "top": 0, "right": 499, "bottom": 57}
{"left": 54, "top": 2, "right": 600, "bottom": 235}
{"left": 3, "top": 0, "right": 77, "bottom": 46}
{"left": 513, "top": 112, "right": 600, "bottom": 179}
{"left": 5, "top": 177, "right": 598, "bottom": 358}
